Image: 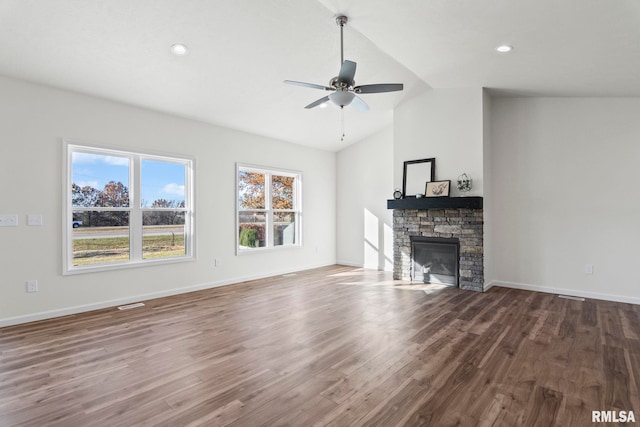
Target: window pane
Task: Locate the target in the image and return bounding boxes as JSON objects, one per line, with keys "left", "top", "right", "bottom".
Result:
{"left": 72, "top": 211, "right": 130, "bottom": 266}
{"left": 142, "top": 211, "right": 186, "bottom": 259}
{"left": 272, "top": 175, "right": 295, "bottom": 210}
{"left": 238, "top": 170, "right": 265, "bottom": 209}
{"left": 141, "top": 160, "right": 186, "bottom": 208}
{"left": 274, "top": 212, "right": 296, "bottom": 246}
{"left": 238, "top": 211, "right": 266, "bottom": 248}
{"left": 71, "top": 152, "right": 130, "bottom": 208}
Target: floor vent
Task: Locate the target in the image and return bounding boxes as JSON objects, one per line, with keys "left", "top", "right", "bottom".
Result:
{"left": 558, "top": 295, "right": 585, "bottom": 302}
{"left": 117, "top": 302, "right": 145, "bottom": 310}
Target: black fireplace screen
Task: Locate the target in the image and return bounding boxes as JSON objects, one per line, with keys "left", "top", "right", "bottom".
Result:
{"left": 411, "top": 237, "right": 459, "bottom": 286}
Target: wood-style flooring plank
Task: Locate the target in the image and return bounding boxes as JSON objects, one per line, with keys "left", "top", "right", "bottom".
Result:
{"left": 1, "top": 265, "right": 639, "bottom": 426}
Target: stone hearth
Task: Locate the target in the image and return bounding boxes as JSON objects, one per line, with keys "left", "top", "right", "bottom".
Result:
{"left": 392, "top": 208, "right": 484, "bottom": 291}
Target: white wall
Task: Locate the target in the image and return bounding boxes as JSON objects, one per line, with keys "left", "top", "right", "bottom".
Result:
{"left": 482, "top": 90, "right": 494, "bottom": 285}
{"left": 490, "top": 97, "right": 640, "bottom": 302}
{"left": 336, "top": 127, "right": 394, "bottom": 270}
{"left": 0, "top": 76, "right": 336, "bottom": 326}
{"left": 393, "top": 88, "right": 484, "bottom": 196}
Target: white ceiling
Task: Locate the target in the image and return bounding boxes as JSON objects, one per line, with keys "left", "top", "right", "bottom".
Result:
{"left": 1, "top": 0, "right": 639, "bottom": 151}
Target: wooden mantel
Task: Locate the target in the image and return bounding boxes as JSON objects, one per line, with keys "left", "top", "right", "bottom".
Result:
{"left": 387, "top": 196, "right": 483, "bottom": 210}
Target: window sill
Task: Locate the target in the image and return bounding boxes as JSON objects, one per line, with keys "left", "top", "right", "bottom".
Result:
{"left": 63, "top": 255, "right": 196, "bottom": 275}
{"left": 237, "top": 244, "right": 303, "bottom": 256}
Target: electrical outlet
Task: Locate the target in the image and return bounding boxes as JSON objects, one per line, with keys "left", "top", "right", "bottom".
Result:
{"left": 214, "top": 259, "right": 220, "bottom": 267}
{"left": 27, "top": 214, "right": 43, "bottom": 226}
{"left": 26, "top": 280, "right": 38, "bottom": 292}
{"left": 584, "top": 264, "right": 593, "bottom": 274}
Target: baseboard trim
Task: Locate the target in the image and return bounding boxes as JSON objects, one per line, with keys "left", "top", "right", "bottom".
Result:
{"left": 0, "top": 262, "right": 333, "bottom": 328}
{"left": 490, "top": 280, "right": 640, "bottom": 305}
{"left": 483, "top": 280, "right": 496, "bottom": 292}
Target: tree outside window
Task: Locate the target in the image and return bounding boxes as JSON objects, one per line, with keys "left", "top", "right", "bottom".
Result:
{"left": 237, "top": 165, "right": 300, "bottom": 251}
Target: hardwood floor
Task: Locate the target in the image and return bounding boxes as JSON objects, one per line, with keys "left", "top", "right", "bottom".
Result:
{"left": 1, "top": 265, "right": 639, "bottom": 426}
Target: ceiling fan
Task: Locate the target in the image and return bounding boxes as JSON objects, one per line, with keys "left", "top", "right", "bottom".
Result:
{"left": 284, "top": 15, "right": 403, "bottom": 112}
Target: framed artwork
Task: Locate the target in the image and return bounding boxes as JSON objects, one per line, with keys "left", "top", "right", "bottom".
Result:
{"left": 425, "top": 180, "right": 450, "bottom": 197}
{"left": 402, "top": 158, "right": 435, "bottom": 197}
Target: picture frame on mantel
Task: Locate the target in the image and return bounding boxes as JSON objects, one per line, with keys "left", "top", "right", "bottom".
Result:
{"left": 402, "top": 158, "right": 435, "bottom": 197}
{"left": 426, "top": 180, "right": 450, "bottom": 197}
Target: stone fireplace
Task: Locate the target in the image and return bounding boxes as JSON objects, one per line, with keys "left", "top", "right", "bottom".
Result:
{"left": 389, "top": 198, "right": 484, "bottom": 292}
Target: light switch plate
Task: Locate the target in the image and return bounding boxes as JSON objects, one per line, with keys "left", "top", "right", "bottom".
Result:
{"left": 0, "top": 214, "right": 18, "bottom": 227}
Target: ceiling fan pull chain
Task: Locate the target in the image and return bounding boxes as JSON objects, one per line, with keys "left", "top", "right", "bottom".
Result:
{"left": 341, "top": 107, "right": 345, "bottom": 141}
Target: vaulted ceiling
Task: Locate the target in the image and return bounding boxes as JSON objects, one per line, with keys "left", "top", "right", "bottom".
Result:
{"left": 1, "top": 0, "right": 639, "bottom": 151}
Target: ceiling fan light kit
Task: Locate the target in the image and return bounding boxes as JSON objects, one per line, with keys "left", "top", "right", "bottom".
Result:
{"left": 284, "top": 14, "right": 404, "bottom": 114}
{"left": 329, "top": 90, "right": 355, "bottom": 107}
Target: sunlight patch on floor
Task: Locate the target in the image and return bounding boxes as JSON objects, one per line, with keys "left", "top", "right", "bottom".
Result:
{"left": 336, "top": 279, "right": 400, "bottom": 287}
{"left": 329, "top": 269, "right": 388, "bottom": 278}
{"left": 335, "top": 279, "right": 452, "bottom": 294}
{"left": 330, "top": 267, "right": 453, "bottom": 294}
{"left": 391, "top": 283, "right": 451, "bottom": 293}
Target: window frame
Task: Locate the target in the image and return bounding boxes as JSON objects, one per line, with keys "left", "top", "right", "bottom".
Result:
{"left": 236, "top": 163, "right": 302, "bottom": 254}
{"left": 63, "top": 141, "right": 195, "bottom": 274}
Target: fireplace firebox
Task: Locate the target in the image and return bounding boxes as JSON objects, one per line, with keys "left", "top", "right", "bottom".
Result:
{"left": 411, "top": 236, "right": 459, "bottom": 286}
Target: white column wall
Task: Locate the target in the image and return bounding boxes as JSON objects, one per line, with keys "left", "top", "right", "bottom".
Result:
{"left": 393, "top": 88, "right": 484, "bottom": 196}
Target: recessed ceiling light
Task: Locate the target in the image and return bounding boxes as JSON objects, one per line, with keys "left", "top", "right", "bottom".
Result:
{"left": 170, "top": 43, "right": 189, "bottom": 56}
{"left": 495, "top": 45, "right": 513, "bottom": 53}
{"left": 319, "top": 102, "right": 328, "bottom": 109}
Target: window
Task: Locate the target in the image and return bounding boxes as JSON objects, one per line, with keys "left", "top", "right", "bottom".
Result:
{"left": 237, "top": 164, "right": 301, "bottom": 252}
{"left": 64, "top": 142, "right": 193, "bottom": 273}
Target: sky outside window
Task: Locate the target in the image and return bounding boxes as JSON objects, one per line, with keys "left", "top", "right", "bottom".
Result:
{"left": 72, "top": 153, "right": 185, "bottom": 206}
{"left": 141, "top": 159, "right": 186, "bottom": 207}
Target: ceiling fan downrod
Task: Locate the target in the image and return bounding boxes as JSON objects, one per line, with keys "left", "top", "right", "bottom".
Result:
{"left": 336, "top": 15, "right": 348, "bottom": 66}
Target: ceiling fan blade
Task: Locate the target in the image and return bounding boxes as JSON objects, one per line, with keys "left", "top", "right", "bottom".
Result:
{"left": 304, "top": 96, "right": 330, "bottom": 109}
{"left": 337, "top": 60, "right": 357, "bottom": 85}
{"left": 350, "top": 95, "right": 369, "bottom": 112}
{"left": 354, "top": 83, "right": 404, "bottom": 94}
{"left": 284, "top": 80, "right": 333, "bottom": 91}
